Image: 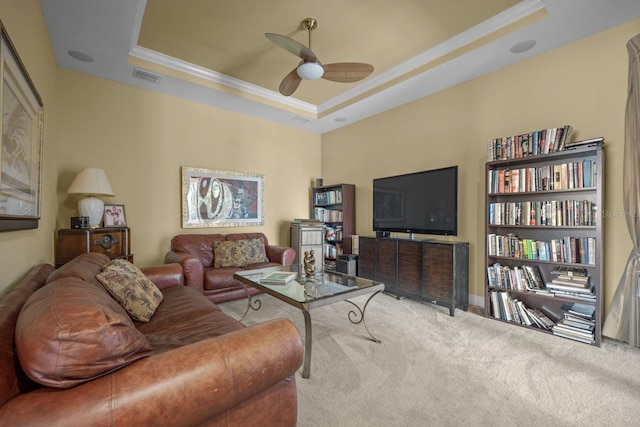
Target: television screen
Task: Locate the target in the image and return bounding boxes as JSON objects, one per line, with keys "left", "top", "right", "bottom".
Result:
{"left": 373, "top": 166, "right": 458, "bottom": 236}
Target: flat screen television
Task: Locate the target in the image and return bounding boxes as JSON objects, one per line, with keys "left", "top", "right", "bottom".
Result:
{"left": 373, "top": 166, "right": 458, "bottom": 236}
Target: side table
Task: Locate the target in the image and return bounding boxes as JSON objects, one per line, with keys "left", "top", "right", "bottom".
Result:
{"left": 56, "top": 227, "right": 132, "bottom": 267}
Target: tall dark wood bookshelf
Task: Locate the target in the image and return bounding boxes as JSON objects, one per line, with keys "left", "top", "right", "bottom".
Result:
{"left": 311, "top": 183, "right": 355, "bottom": 270}
{"left": 485, "top": 139, "right": 604, "bottom": 346}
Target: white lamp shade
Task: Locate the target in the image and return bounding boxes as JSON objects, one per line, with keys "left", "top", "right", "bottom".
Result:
{"left": 67, "top": 168, "right": 114, "bottom": 196}
{"left": 68, "top": 168, "right": 114, "bottom": 227}
{"left": 297, "top": 62, "right": 324, "bottom": 80}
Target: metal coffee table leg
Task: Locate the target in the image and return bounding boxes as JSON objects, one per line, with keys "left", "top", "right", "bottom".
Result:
{"left": 344, "top": 289, "right": 383, "bottom": 343}
{"left": 238, "top": 283, "right": 262, "bottom": 322}
{"left": 302, "top": 309, "right": 312, "bottom": 379}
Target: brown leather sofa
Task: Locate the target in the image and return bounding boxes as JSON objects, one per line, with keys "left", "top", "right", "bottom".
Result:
{"left": 165, "top": 232, "right": 296, "bottom": 303}
{"left": 0, "top": 253, "right": 303, "bottom": 426}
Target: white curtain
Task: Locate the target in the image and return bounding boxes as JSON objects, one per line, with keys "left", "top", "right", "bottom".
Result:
{"left": 603, "top": 33, "right": 640, "bottom": 346}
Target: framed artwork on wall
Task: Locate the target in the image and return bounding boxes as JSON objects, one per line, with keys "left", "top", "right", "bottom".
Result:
{"left": 103, "top": 204, "right": 127, "bottom": 227}
{"left": 0, "top": 21, "right": 44, "bottom": 231}
{"left": 181, "top": 167, "right": 264, "bottom": 228}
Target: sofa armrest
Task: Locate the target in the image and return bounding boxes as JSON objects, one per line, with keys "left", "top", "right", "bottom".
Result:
{"left": 0, "top": 318, "right": 303, "bottom": 426}
{"left": 141, "top": 263, "right": 184, "bottom": 290}
{"left": 164, "top": 251, "right": 204, "bottom": 293}
{"left": 266, "top": 245, "right": 296, "bottom": 266}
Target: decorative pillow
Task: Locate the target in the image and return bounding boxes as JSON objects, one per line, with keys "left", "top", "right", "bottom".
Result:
{"left": 97, "top": 259, "right": 163, "bottom": 322}
{"left": 213, "top": 240, "right": 249, "bottom": 268}
{"left": 15, "top": 277, "right": 153, "bottom": 389}
{"left": 244, "top": 238, "right": 269, "bottom": 264}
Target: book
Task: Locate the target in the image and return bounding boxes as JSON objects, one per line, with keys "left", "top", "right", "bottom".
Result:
{"left": 260, "top": 271, "right": 297, "bottom": 285}
{"left": 565, "top": 137, "right": 604, "bottom": 150}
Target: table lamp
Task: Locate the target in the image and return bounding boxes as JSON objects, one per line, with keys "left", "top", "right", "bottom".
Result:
{"left": 67, "top": 168, "right": 114, "bottom": 227}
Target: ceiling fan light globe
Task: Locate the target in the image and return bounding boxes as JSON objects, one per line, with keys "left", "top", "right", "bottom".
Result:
{"left": 297, "top": 62, "right": 324, "bottom": 80}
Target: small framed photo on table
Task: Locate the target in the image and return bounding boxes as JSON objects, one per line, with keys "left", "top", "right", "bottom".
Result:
{"left": 103, "top": 204, "right": 126, "bottom": 227}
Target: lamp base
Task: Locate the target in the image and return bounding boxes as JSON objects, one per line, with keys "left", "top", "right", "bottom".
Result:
{"left": 78, "top": 197, "right": 104, "bottom": 227}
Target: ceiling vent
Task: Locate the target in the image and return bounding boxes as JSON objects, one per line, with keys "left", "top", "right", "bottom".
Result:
{"left": 133, "top": 68, "right": 161, "bottom": 84}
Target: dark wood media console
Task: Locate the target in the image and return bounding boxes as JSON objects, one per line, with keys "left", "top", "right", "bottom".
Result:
{"left": 358, "top": 237, "right": 469, "bottom": 316}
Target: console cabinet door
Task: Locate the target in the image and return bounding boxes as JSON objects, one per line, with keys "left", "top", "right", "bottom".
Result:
{"left": 398, "top": 240, "right": 422, "bottom": 297}
{"left": 376, "top": 239, "right": 398, "bottom": 293}
{"left": 422, "top": 242, "right": 454, "bottom": 305}
{"left": 358, "top": 237, "right": 377, "bottom": 280}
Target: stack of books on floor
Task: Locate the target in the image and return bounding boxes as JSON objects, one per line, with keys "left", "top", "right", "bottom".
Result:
{"left": 544, "top": 266, "right": 594, "bottom": 301}
{"left": 552, "top": 302, "right": 596, "bottom": 344}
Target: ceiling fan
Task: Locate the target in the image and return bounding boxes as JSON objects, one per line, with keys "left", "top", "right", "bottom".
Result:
{"left": 265, "top": 18, "right": 374, "bottom": 96}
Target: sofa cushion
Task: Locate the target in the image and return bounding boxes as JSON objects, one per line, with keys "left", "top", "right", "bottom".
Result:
{"left": 170, "top": 234, "right": 225, "bottom": 267}
{"left": 97, "top": 259, "right": 163, "bottom": 322}
{"left": 244, "top": 238, "right": 269, "bottom": 264}
{"left": 213, "top": 239, "right": 267, "bottom": 268}
{"left": 204, "top": 266, "right": 243, "bottom": 290}
{"left": 45, "top": 252, "right": 110, "bottom": 286}
{"left": 136, "top": 285, "right": 246, "bottom": 353}
{"left": 15, "top": 277, "right": 153, "bottom": 389}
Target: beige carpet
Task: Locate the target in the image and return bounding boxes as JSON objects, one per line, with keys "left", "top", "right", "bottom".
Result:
{"left": 219, "top": 293, "right": 640, "bottom": 427}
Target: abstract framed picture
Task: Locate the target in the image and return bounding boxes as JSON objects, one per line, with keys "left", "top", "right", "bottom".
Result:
{"left": 181, "top": 167, "right": 264, "bottom": 228}
{"left": 103, "top": 204, "right": 127, "bottom": 227}
{"left": 0, "top": 22, "right": 44, "bottom": 231}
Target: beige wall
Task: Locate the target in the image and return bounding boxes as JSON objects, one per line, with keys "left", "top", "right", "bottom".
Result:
{"left": 55, "top": 69, "right": 321, "bottom": 267}
{"left": 0, "top": 0, "right": 320, "bottom": 296}
{"left": 0, "top": 0, "right": 58, "bottom": 293}
{"left": 1, "top": 0, "right": 638, "bottom": 320}
{"left": 322, "top": 19, "right": 640, "bottom": 313}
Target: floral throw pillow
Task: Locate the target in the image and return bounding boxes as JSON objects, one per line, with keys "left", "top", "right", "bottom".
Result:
{"left": 97, "top": 259, "right": 163, "bottom": 322}
{"left": 244, "top": 238, "right": 269, "bottom": 265}
{"left": 213, "top": 240, "right": 249, "bottom": 268}
{"left": 213, "top": 239, "right": 269, "bottom": 268}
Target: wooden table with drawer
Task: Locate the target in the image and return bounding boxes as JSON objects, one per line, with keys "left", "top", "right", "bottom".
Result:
{"left": 56, "top": 227, "right": 132, "bottom": 267}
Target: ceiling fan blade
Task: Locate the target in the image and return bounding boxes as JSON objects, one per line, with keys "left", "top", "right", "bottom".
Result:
{"left": 279, "top": 68, "right": 303, "bottom": 96}
{"left": 322, "top": 63, "right": 374, "bottom": 83}
{"left": 265, "top": 33, "right": 318, "bottom": 62}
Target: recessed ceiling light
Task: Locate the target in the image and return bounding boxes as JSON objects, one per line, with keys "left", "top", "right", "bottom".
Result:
{"left": 291, "top": 116, "right": 310, "bottom": 124}
{"left": 510, "top": 40, "right": 536, "bottom": 54}
{"left": 67, "top": 50, "right": 94, "bottom": 62}
{"left": 334, "top": 117, "right": 347, "bottom": 122}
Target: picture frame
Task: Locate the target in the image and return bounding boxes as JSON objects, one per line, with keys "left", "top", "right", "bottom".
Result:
{"left": 103, "top": 204, "right": 127, "bottom": 227}
{"left": 0, "top": 22, "right": 44, "bottom": 231}
{"left": 181, "top": 167, "right": 264, "bottom": 228}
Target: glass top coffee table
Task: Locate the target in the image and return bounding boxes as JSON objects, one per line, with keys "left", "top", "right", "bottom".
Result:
{"left": 233, "top": 265, "right": 384, "bottom": 379}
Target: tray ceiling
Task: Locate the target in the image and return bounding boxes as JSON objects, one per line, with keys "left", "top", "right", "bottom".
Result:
{"left": 40, "top": 0, "right": 640, "bottom": 134}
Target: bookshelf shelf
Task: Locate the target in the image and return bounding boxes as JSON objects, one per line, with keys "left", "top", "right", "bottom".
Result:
{"left": 485, "top": 137, "right": 604, "bottom": 346}
{"left": 311, "top": 183, "right": 355, "bottom": 270}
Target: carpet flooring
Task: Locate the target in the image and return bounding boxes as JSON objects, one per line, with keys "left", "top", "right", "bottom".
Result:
{"left": 219, "top": 293, "right": 640, "bottom": 427}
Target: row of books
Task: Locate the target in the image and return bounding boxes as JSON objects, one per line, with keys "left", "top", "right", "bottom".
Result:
{"left": 487, "top": 234, "right": 596, "bottom": 265}
{"left": 490, "top": 290, "right": 596, "bottom": 343}
{"left": 551, "top": 302, "right": 596, "bottom": 344}
{"left": 324, "top": 242, "right": 342, "bottom": 260}
{"left": 488, "top": 125, "right": 573, "bottom": 161}
{"left": 532, "top": 267, "right": 595, "bottom": 301}
{"left": 489, "top": 291, "right": 555, "bottom": 329}
{"left": 488, "top": 200, "right": 597, "bottom": 227}
{"left": 314, "top": 190, "right": 343, "bottom": 205}
{"left": 488, "top": 262, "right": 595, "bottom": 302}
{"left": 487, "top": 263, "right": 544, "bottom": 292}
{"left": 313, "top": 208, "right": 343, "bottom": 223}
{"left": 487, "top": 160, "right": 596, "bottom": 194}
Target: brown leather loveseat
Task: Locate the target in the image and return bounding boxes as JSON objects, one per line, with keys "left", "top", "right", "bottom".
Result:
{"left": 165, "top": 232, "right": 296, "bottom": 303}
{"left": 0, "top": 253, "right": 303, "bottom": 426}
